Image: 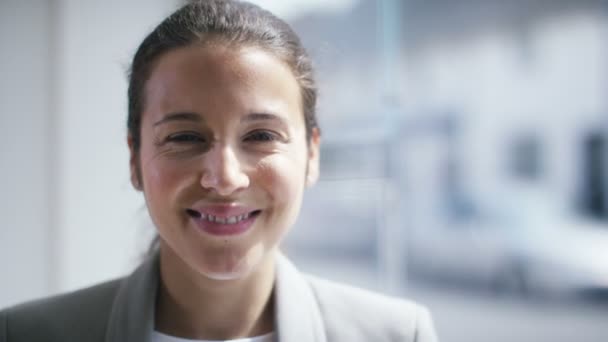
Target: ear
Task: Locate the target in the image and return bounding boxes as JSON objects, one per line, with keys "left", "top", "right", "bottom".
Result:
{"left": 127, "top": 135, "right": 143, "bottom": 191}
{"left": 305, "top": 128, "right": 321, "bottom": 187}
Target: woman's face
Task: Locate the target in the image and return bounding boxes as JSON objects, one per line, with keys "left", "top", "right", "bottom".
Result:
{"left": 131, "top": 44, "right": 319, "bottom": 280}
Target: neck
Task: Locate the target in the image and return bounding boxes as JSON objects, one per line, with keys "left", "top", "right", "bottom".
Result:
{"left": 155, "top": 244, "right": 276, "bottom": 340}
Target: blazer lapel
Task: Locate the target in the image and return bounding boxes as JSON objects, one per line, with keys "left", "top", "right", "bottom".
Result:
{"left": 105, "top": 253, "right": 159, "bottom": 342}
{"left": 103, "top": 252, "right": 327, "bottom": 342}
{"left": 275, "top": 254, "right": 327, "bottom": 342}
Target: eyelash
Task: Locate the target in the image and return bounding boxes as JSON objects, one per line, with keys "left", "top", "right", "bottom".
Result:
{"left": 166, "top": 132, "right": 205, "bottom": 144}
{"left": 164, "top": 130, "right": 281, "bottom": 145}
{"left": 244, "top": 130, "right": 279, "bottom": 142}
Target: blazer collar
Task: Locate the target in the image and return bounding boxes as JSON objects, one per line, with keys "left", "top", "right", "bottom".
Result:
{"left": 275, "top": 254, "right": 327, "bottom": 342}
{"left": 104, "top": 252, "right": 327, "bottom": 342}
{"left": 105, "top": 252, "right": 159, "bottom": 342}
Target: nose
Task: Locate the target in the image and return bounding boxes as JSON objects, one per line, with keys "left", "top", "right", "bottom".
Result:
{"left": 200, "top": 144, "right": 250, "bottom": 196}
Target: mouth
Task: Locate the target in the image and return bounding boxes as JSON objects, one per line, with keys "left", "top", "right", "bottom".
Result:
{"left": 185, "top": 209, "right": 262, "bottom": 224}
{"left": 186, "top": 208, "right": 262, "bottom": 236}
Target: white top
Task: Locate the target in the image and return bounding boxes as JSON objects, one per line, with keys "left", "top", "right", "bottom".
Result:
{"left": 151, "top": 331, "right": 276, "bottom": 342}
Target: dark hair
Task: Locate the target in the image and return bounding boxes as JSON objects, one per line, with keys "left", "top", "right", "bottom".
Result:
{"left": 127, "top": 0, "right": 319, "bottom": 155}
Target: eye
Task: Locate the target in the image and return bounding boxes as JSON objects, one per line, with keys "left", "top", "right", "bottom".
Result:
{"left": 166, "top": 132, "right": 205, "bottom": 144}
{"left": 244, "top": 130, "right": 279, "bottom": 142}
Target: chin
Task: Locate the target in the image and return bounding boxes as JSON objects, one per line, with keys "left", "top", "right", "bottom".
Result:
{"left": 202, "top": 269, "right": 250, "bottom": 281}
{"left": 194, "top": 242, "right": 270, "bottom": 281}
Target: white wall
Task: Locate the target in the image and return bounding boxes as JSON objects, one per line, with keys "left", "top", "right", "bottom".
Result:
{"left": 56, "top": 0, "right": 180, "bottom": 293}
{"left": 0, "top": 0, "right": 180, "bottom": 308}
{"left": 0, "top": 0, "right": 54, "bottom": 308}
{"left": 402, "top": 11, "right": 608, "bottom": 205}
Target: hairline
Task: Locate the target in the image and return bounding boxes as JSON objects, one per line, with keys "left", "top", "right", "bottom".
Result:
{"left": 135, "top": 38, "right": 308, "bottom": 141}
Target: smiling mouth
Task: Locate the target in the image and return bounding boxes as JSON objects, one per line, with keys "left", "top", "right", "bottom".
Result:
{"left": 186, "top": 209, "right": 262, "bottom": 224}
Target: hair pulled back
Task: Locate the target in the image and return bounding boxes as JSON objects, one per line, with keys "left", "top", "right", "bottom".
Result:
{"left": 127, "top": 0, "right": 319, "bottom": 153}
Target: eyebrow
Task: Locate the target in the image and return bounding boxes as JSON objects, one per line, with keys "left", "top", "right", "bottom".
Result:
{"left": 152, "top": 111, "right": 288, "bottom": 127}
{"left": 153, "top": 112, "right": 202, "bottom": 126}
{"left": 241, "top": 112, "right": 288, "bottom": 127}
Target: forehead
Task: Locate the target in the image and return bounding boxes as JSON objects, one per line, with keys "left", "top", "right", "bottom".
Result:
{"left": 143, "top": 44, "right": 302, "bottom": 120}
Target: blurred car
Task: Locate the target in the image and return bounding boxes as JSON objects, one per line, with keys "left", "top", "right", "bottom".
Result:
{"left": 407, "top": 189, "right": 608, "bottom": 299}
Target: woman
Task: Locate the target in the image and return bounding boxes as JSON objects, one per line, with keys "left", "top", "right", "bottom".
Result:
{"left": 0, "top": 1, "right": 438, "bottom": 341}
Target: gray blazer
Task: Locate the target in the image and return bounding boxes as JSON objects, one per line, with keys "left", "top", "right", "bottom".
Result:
{"left": 0, "top": 253, "right": 438, "bottom": 341}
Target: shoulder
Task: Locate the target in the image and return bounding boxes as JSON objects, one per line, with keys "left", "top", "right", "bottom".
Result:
{"left": 305, "top": 275, "right": 438, "bottom": 342}
{"left": 0, "top": 278, "right": 122, "bottom": 342}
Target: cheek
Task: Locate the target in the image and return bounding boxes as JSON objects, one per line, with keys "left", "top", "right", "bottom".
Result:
{"left": 140, "top": 152, "right": 197, "bottom": 207}
{"left": 146, "top": 161, "right": 176, "bottom": 190}
{"left": 256, "top": 154, "right": 307, "bottom": 218}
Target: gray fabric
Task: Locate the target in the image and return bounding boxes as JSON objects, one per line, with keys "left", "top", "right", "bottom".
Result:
{"left": 0, "top": 253, "right": 438, "bottom": 342}
{"left": 274, "top": 254, "right": 327, "bottom": 342}
{"left": 104, "top": 251, "right": 159, "bottom": 342}
{"left": 0, "top": 278, "right": 120, "bottom": 341}
{"left": 305, "top": 275, "right": 438, "bottom": 341}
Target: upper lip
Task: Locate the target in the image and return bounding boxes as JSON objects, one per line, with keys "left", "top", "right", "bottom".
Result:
{"left": 188, "top": 203, "right": 259, "bottom": 218}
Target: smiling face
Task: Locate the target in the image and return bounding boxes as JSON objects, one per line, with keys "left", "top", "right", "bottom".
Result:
{"left": 130, "top": 44, "right": 320, "bottom": 281}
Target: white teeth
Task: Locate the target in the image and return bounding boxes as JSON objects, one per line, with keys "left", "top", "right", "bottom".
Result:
{"left": 197, "top": 212, "right": 252, "bottom": 224}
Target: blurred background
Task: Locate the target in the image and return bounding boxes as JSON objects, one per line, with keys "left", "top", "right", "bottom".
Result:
{"left": 1, "top": 0, "right": 607, "bottom": 341}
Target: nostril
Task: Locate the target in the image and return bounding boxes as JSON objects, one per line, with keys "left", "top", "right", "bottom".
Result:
{"left": 186, "top": 209, "right": 201, "bottom": 218}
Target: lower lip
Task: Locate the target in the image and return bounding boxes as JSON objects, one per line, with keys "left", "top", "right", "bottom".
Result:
{"left": 191, "top": 213, "right": 258, "bottom": 236}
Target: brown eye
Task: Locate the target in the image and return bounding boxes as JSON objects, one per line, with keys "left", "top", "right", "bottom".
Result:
{"left": 244, "top": 130, "right": 279, "bottom": 142}
{"left": 167, "top": 132, "right": 205, "bottom": 144}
